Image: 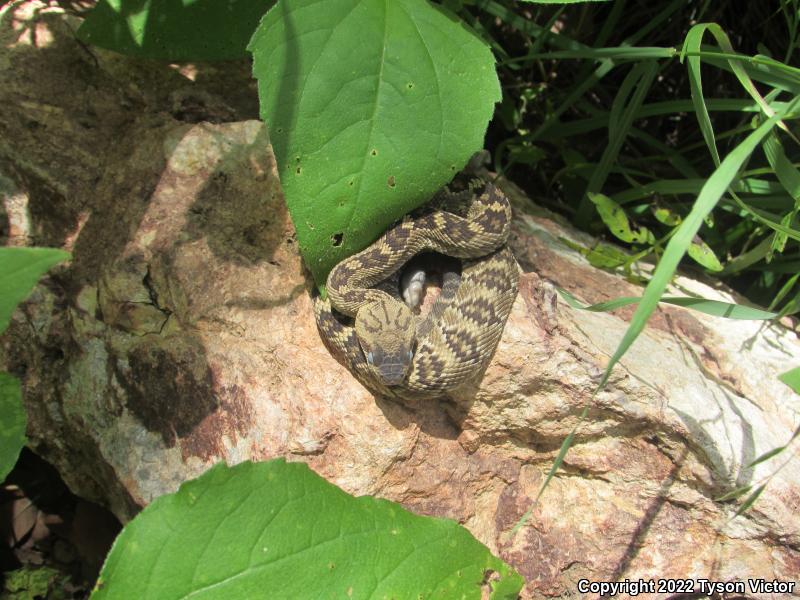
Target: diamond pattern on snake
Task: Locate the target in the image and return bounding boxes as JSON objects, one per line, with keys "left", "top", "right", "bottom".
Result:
{"left": 314, "top": 176, "right": 520, "bottom": 400}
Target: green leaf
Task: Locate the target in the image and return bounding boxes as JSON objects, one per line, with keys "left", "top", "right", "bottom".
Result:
{"left": 722, "top": 236, "right": 775, "bottom": 276}
{"left": 0, "top": 247, "right": 70, "bottom": 334}
{"left": 652, "top": 205, "right": 682, "bottom": 226}
{"left": 779, "top": 366, "right": 800, "bottom": 394}
{"left": 659, "top": 297, "right": 784, "bottom": 319}
{"left": 769, "top": 273, "right": 800, "bottom": 312}
{"left": 687, "top": 236, "right": 724, "bottom": 271}
{"left": 746, "top": 445, "right": 787, "bottom": 469}
{"left": 249, "top": 0, "right": 501, "bottom": 286}
{"left": 93, "top": 460, "right": 523, "bottom": 599}
{"left": 588, "top": 192, "right": 655, "bottom": 244}
{"left": 558, "top": 237, "right": 629, "bottom": 268}
{"left": 763, "top": 131, "right": 800, "bottom": 202}
{"left": 76, "top": 0, "right": 275, "bottom": 60}
{"left": 0, "top": 247, "right": 66, "bottom": 483}
{"left": 529, "top": 47, "right": 675, "bottom": 60}
{"left": 0, "top": 373, "right": 26, "bottom": 482}
{"left": 595, "top": 108, "right": 792, "bottom": 391}
{"left": 613, "top": 177, "right": 786, "bottom": 204}
{"left": 701, "top": 53, "right": 800, "bottom": 96}
{"left": 726, "top": 194, "right": 800, "bottom": 243}
{"left": 681, "top": 24, "right": 796, "bottom": 155}
{"left": 584, "top": 246, "right": 628, "bottom": 269}
{"left": 762, "top": 130, "right": 800, "bottom": 256}
{"left": 506, "top": 142, "right": 546, "bottom": 166}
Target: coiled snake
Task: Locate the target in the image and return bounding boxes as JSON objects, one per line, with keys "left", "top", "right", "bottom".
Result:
{"left": 313, "top": 177, "right": 519, "bottom": 400}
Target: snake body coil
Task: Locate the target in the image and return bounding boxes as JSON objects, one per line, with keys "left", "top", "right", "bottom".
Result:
{"left": 314, "top": 178, "right": 519, "bottom": 400}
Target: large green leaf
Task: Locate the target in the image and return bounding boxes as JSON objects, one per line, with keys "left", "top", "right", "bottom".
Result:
{"left": 93, "top": 460, "right": 523, "bottom": 599}
{"left": 76, "top": 0, "right": 275, "bottom": 60}
{"left": 249, "top": 0, "right": 501, "bottom": 286}
{"left": 0, "top": 373, "right": 25, "bottom": 482}
{"left": 0, "top": 247, "right": 70, "bottom": 334}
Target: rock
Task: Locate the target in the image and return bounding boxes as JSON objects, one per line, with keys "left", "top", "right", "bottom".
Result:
{"left": 1, "top": 3, "right": 799, "bottom": 597}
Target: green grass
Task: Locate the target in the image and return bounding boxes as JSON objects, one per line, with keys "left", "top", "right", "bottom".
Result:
{"left": 459, "top": 0, "right": 800, "bottom": 317}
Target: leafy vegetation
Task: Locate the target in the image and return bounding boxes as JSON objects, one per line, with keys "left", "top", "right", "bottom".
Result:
{"left": 465, "top": 1, "right": 800, "bottom": 316}
{"left": 93, "top": 460, "right": 523, "bottom": 599}
{"left": 3, "top": 565, "right": 73, "bottom": 600}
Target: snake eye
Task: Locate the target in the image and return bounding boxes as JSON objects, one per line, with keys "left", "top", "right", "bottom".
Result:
{"left": 366, "top": 351, "right": 374, "bottom": 365}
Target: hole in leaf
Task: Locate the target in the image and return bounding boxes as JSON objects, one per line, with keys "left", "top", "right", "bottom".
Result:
{"left": 296, "top": 167, "right": 302, "bottom": 174}
{"left": 331, "top": 232, "right": 343, "bottom": 247}
{"left": 306, "top": 221, "right": 315, "bottom": 230}
{"left": 387, "top": 176, "right": 396, "bottom": 188}
{"left": 370, "top": 149, "right": 378, "bottom": 156}
{"left": 407, "top": 82, "right": 414, "bottom": 89}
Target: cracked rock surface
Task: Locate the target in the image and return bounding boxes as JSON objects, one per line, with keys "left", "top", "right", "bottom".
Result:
{"left": 1, "top": 3, "right": 799, "bottom": 597}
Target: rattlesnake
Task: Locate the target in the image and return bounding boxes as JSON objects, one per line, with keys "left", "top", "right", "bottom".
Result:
{"left": 313, "top": 177, "right": 519, "bottom": 400}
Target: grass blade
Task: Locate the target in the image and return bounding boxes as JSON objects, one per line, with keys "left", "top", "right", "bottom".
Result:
{"left": 556, "top": 287, "right": 786, "bottom": 319}
{"left": 746, "top": 446, "right": 787, "bottom": 468}
{"left": 506, "top": 406, "right": 589, "bottom": 538}
{"left": 733, "top": 483, "right": 766, "bottom": 517}
{"left": 715, "top": 485, "right": 752, "bottom": 502}
{"left": 680, "top": 24, "right": 721, "bottom": 166}
{"left": 579, "top": 60, "right": 658, "bottom": 225}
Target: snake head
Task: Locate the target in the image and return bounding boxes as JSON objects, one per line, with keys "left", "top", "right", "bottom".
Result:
{"left": 355, "top": 299, "right": 416, "bottom": 387}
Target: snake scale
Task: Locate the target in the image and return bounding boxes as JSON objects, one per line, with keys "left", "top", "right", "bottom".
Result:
{"left": 313, "top": 177, "right": 519, "bottom": 400}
